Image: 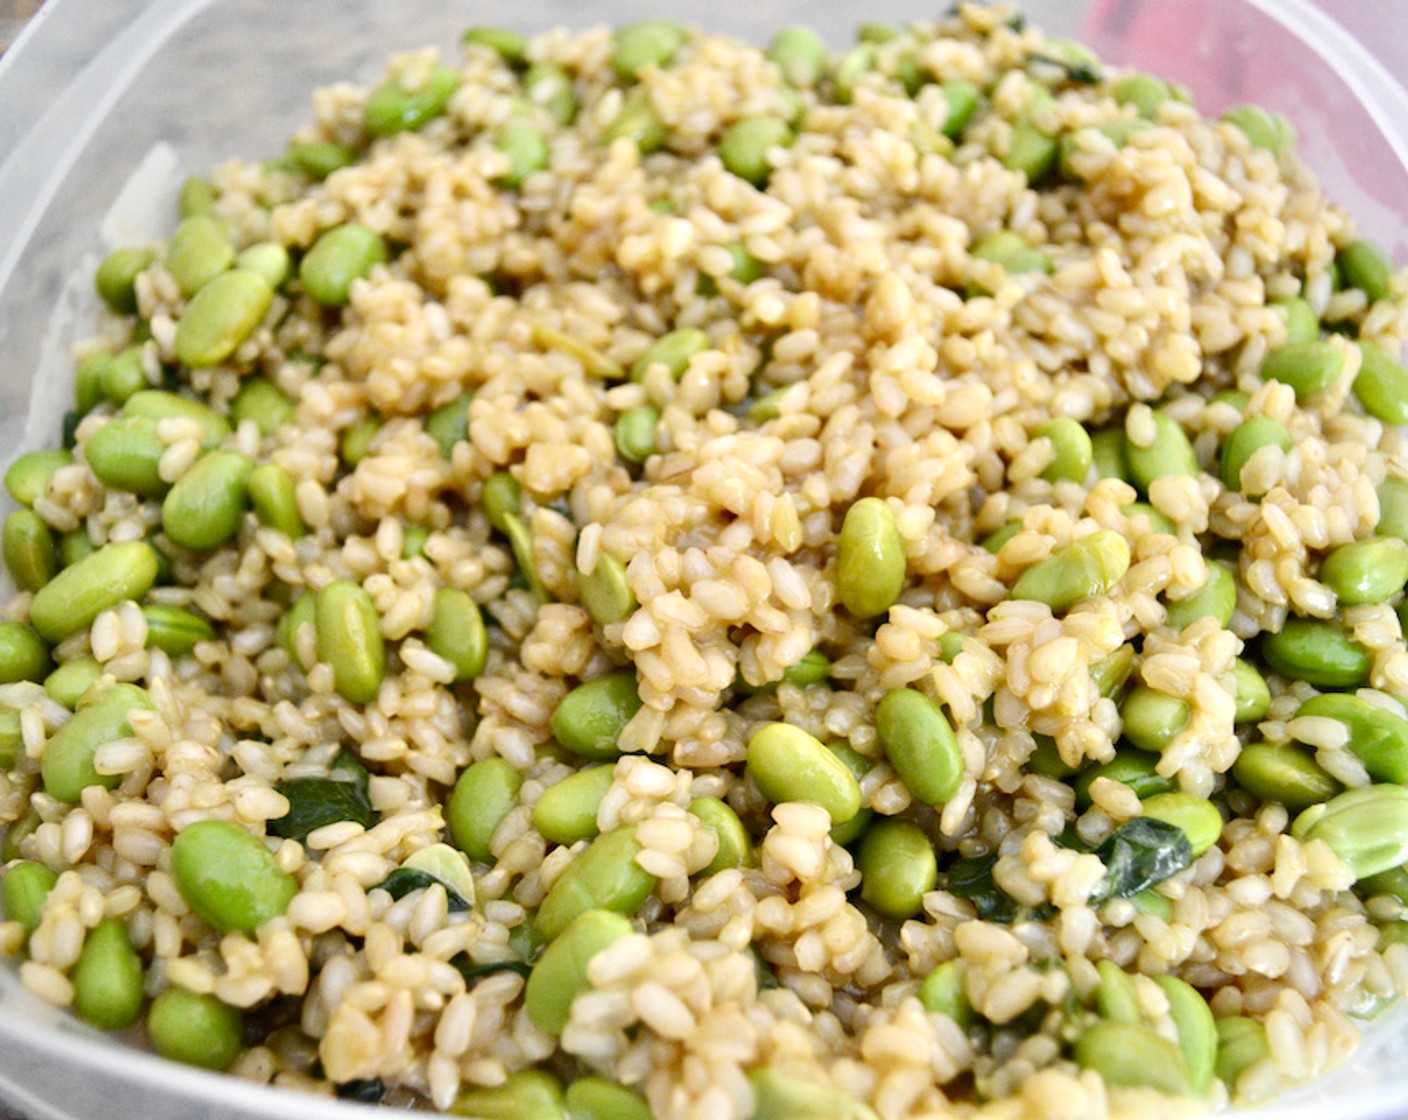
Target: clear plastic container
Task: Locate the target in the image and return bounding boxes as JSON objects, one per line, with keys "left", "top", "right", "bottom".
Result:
{"left": 1, "top": 1, "right": 1407, "bottom": 1117}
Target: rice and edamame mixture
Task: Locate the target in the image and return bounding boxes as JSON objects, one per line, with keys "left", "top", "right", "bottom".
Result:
{"left": 3, "top": 3, "right": 1408, "bottom": 1117}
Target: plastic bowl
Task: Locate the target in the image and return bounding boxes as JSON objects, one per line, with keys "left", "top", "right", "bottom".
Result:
{"left": 1, "top": 1, "right": 1407, "bottom": 1117}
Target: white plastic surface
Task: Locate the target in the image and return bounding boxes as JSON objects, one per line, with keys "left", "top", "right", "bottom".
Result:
{"left": 1, "top": 1, "right": 1407, "bottom": 1117}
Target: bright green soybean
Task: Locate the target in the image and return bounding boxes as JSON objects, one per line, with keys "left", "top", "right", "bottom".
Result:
{"left": 1231, "top": 742, "right": 1340, "bottom": 813}
{"left": 364, "top": 64, "right": 459, "bottom": 137}
{"left": 495, "top": 121, "right": 550, "bottom": 189}
{"left": 1339, "top": 240, "right": 1392, "bottom": 303}
{"left": 503, "top": 512, "right": 547, "bottom": 601}
{"left": 1, "top": 861, "right": 57, "bottom": 933}
{"left": 1291, "top": 784, "right": 1408, "bottom": 879}
{"left": 525, "top": 908, "right": 633, "bottom": 1035}
{"left": 142, "top": 604, "right": 214, "bottom": 656}
{"left": 453, "top": 1070, "right": 566, "bottom": 1120}
{"left": 565, "top": 1077, "right": 654, "bottom": 1120}
{"left": 124, "top": 389, "right": 231, "bottom": 447}
{"left": 969, "top": 230, "right": 1052, "bottom": 296}
{"left": 1010, "top": 530, "right": 1129, "bottom": 613}
{"left": 1216, "top": 1016, "right": 1269, "bottom": 1091}
{"left": 1111, "top": 73, "right": 1170, "bottom": 118}
{"left": 917, "top": 960, "right": 972, "bottom": 1027}
{"left": 940, "top": 80, "right": 980, "bottom": 137}
{"left": 825, "top": 742, "right": 874, "bottom": 845}
{"left": 1164, "top": 561, "right": 1237, "bottom": 631}
{"left": 300, "top": 224, "right": 387, "bottom": 307}
{"left": 84, "top": 418, "right": 167, "bottom": 498}
{"left": 72, "top": 918, "right": 143, "bottom": 1030}
{"left": 604, "top": 89, "right": 667, "bottom": 153}
{"left": 5, "top": 450, "right": 72, "bottom": 508}
{"left": 1037, "top": 418, "right": 1092, "bottom": 482}
{"left": 30, "top": 540, "right": 159, "bottom": 643}
{"left": 1074, "top": 747, "right": 1172, "bottom": 808}
{"left": 1380, "top": 477, "right": 1408, "bottom": 543}
{"left": 1057, "top": 119, "right": 1152, "bottom": 180}
{"left": 689, "top": 795, "right": 755, "bottom": 876}
{"left": 234, "top": 242, "right": 291, "bottom": 289}
{"left": 1353, "top": 340, "right": 1408, "bottom": 426}
{"left": 1261, "top": 340, "right": 1345, "bottom": 401}
{"left": 1091, "top": 428, "right": 1129, "bottom": 480}
{"left": 524, "top": 63, "right": 578, "bottom": 127}
{"left": 275, "top": 593, "right": 317, "bottom": 663}
{"left": 481, "top": 471, "right": 521, "bottom": 533}
{"left": 535, "top": 766, "right": 615, "bottom": 847}
{"left": 43, "top": 658, "right": 102, "bottom": 709}
{"left": 612, "top": 21, "right": 685, "bottom": 80}
{"left": 836, "top": 497, "right": 906, "bottom": 619}
{"left": 614, "top": 404, "right": 659, "bottom": 465}
{"left": 766, "top": 26, "right": 827, "bottom": 88}
{"left": 3, "top": 511, "right": 57, "bottom": 593}
{"left": 100, "top": 348, "right": 146, "bottom": 405}
{"left": 463, "top": 26, "right": 527, "bottom": 63}
{"left": 165, "top": 215, "right": 233, "bottom": 298}
{"left": 1127, "top": 410, "right": 1198, "bottom": 491}
{"left": 550, "top": 671, "right": 642, "bottom": 760}
{"left": 875, "top": 687, "right": 963, "bottom": 807}
{"left": 578, "top": 552, "right": 637, "bottom": 627}
{"left": 747, "top": 1068, "right": 877, "bottom": 1120}
{"left": 1222, "top": 104, "right": 1295, "bottom": 154}
{"left": 1141, "top": 792, "right": 1222, "bottom": 858}
{"left": 1003, "top": 114, "right": 1058, "bottom": 183}
{"left": 1321, "top": 536, "right": 1408, "bottom": 606}
{"left": 1261, "top": 618, "right": 1371, "bottom": 689}
{"left": 427, "top": 587, "right": 488, "bottom": 683}
{"left": 1091, "top": 643, "right": 1135, "bottom": 699}
{"left": 426, "top": 392, "right": 474, "bottom": 458}
{"left": 719, "top": 115, "right": 792, "bottom": 187}
{"left": 339, "top": 415, "right": 382, "bottom": 467}
{"left": 178, "top": 175, "right": 217, "bottom": 218}
{"left": 315, "top": 580, "right": 386, "bottom": 705}
{"left": 832, "top": 43, "right": 875, "bottom": 105}
{"left": 1074, "top": 1020, "right": 1190, "bottom": 1096}
{"left": 1221, "top": 416, "right": 1291, "bottom": 493}
{"left": 288, "top": 139, "right": 358, "bottom": 180}
{"left": 402, "top": 524, "right": 430, "bottom": 559}
{"left": 58, "top": 530, "right": 95, "bottom": 569}
{"left": 448, "top": 757, "right": 522, "bottom": 862}
{"left": 1122, "top": 502, "right": 1175, "bottom": 535}
{"left": 248, "top": 463, "right": 306, "bottom": 539}
{"left": 171, "top": 819, "right": 298, "bottom": 933}
{"left": 147, "top": 987, "right": 243, "bottom": 1070}
{"left": 631, "top": 328, "right": 709, "bottom": 383}
{"left": 0, "top": 808, "right": 39, "bottom": 863}
{"left": 231, "top": 377, "right": 297, "bottom": 436}
{"left": 161, "top": 450, "right": 254, "bottom": 551}
{"left": 74, "top": 352, "right": 111, "bottom": 416}
{"left": 1294, "top": 693, "right": 1408, "bottom": 784}
{"left": 173, "top": 269, "right": 273, "bottom": 368}
{"left": 857, "top": 818, "right": 937, "bottom": 920}
{"left": 41, "top": 684, "right": 153, "bottom": 803}
{"left": 1155, "top": 974, "right": 1217, "bottom": 1095}
{"left": 747, "top": 722, "right": 862, "bottom": 824}
{"left": 95, "top": 248, "right": 154, "bottom": 314}
{"left": 1233, "top": 658, "right": 1271, "bottom": 723}
{"left": 535, "top": 827, "right": 656, "bottom": 943}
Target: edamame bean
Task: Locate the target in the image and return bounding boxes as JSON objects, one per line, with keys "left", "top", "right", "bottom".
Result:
{"left": 1261, "top": 340, "right": 1345, "bottom": 401}
{"left": 5, "top": 450, "right": 72, "bottom": 508}
{"left": 288, "top": 139, "right": 358, "bottom": 180}
{"left": 1074, "top": 1020, "right": 1190, "bottom": 1095}
{"left": 565, "top": 1077, "right": 654, "bottom": 1120}
{"left": 1057, "top": 119, "right": 1151, "bottom": 181}
{"left": 578, "top": 552, "right": 637, "bottom": 627}
{"left": 248, "top": 463, "right": 307, "bottom": 539}
{"left": 41, "top": 684, "right": 153, "bottom": 803}
{"left": 1074, "top": 747, "right": 1172, "bottom": 808}
{"left": 463, "top": 26, "right": 527, "bottom": 64}
{"left": 940, "top": 80, "right": 980, "bottom": 137}
{"left": 1091, "top": 428, "right": 1129, "bottom": 481}
{"left": 719, "top": 115, "right": 792, "bottom": 187}
{"left": 535, "top": 827, "right": 657, "bottom": 942}
{"left": 969, "top": 231, "right": 1052, "bottom": 297}
{"left": 426, "top": 392, "right": 474, "bottom": 458}
{"left": 1010, "top": 530, "right": 1129, "bottom": 613}
{"left": 832, "top": 43, "right": 875, "bottom": 105}
{"left": 1216, "top": 1016, "right": 1269, "bottom": 1091}
{"left": 1261, "top": 618, "right": 1371, "bottom": 689}
{"left": 1111, "top": 73, "right": 1170, "bottom": 118}
{"left": 43, "top": 658, "right": 102, "bottom": 709}
{"left": 235, "top": 242, "right": 290, "bottom": 289}
{"left": 1380, "top": 476, "right": 1408, "bottom": 544}
{"left": 1003, "top": 115, "right": 1058, "bottom": 183}
{"left": 604, "top": 89, "right": 667, "bottom": 153}
{"left": 481, "top": 471, "right": 521, "bottom": 533}
{"left": 1094, "top": 958, "right": 1140, "bottom": 1023}
{"left": 836, "top": 497, "right": 906, "bottom": 619}
{"left": 178, "top": 175, "right": 217, "bottom": 217}
{"left": 782, "top": 650, "right": 831, "bottom": 689}
{"left": 1091, "top": 644, "right": 1135, "bottom": 699}
{"left": 315, "top": 580, "right": 386, "bottom": 705}
{"left": 766, "top": 26, "right": 826, "bottom": 88}
{"left": 95, "top": 248, "right": 154, "bottom": 314}
{"left": 524, "top": 64, "right": 578, "bottom": 127}
{"left": 0, "top": 808, "right": 39, "bottom": 863}
{"left": 495, "top": 122, "right": 550, "bottom": 189}
{"left": 30, "top": 540, "right": 159, "bottom": 643}
{"left": 142, "top": 604, "right": 214, "bottom": 656}
{"left": 171, "top": 819, "right": 298, "bottom": 933}
{"left": 173, "top": 269, "right": 274, "bottom": 367}
{"left": 1222, "top": 105, "right": 1295, "bottom": 154}
{"left": 1164, "top": 561, "right": 1237, "bottom": 631}
{"left": 165, "top": 215, "right": 234, "bottom": 297}
{"left": 1122, "top": 501, "right": 1175, "bottom": 535}
{"left": 72, "top": 918, "right": 143, "bottom": 1030}
{"left": 3, "top": 511, "right": 57, "bottom": 593}
{"left": 875, "top": 688, "right": 963, "bottom": 807}
{"left": 426, "top": 587, "right": 487, "bottom": 683}
{"left": 1295, "top": 693, "right": 1408, "bottom": 785}
{"left": 689, "top": 796, "right": 754, "bottom": 876}
{"left": 162, "top": 450, "right": 254, "bottom": 551}
{"left": 1353, "top": 340, "right": 1408, "bottom": 426}
{"left": 124, "top": 388, "right": 232, "bottom": 446}
{"left": 535, "top": 766, "right": 615, "bottom": 847}
{"left": 857, "top": 818, "right": 937, "bottom": 920}
{"left": 1231, "top": 742, "right": 1340, "bottom": 812}
{"left": 1271, "top": 295, "right": 1319, "bottom": 346}
{"left": 746, "top": 722, "right": 861, "bottom": 824}
{"left": 74, "top": 352, "right": 111, "bottom": 416}
{"left": 1339, "top": 240, "right": 1392, "bottom": 303}
{"left": 276, "top": 593, "right": 317, "bottom": 664}
{"left": 453, "top": 1070, "right": 566, "bottom": 1120}
{"left": 1292, "top": 784, "right": 1408, "bottom": 879}
{"left": 825, "top": 742, "right": 874, "bottom": 845}
{"left": 58, "top": 531, "right": 95, "bottom": 569}
{"left": 525, "top": 908, "right": 633, "bottom": 1035}
{"left": 339, "top": 415, "right": 382, "bottom": 468}
{"left": 402, "top": 524, "right": 430, "bottom": 559}
{"left": 1126, "top": 410, "right": 1198, "bottom": 491}
{"left": 1321, "top": 536, "right": 1408, "bottom": 605}
{"left": 917, "top": 960, "right": 972, "bottom": 1027}
{"left": 630, "top": 328, "right": 709, "bottom": 383}
{"left": 1220, "top": 415, "right": 1291, "bottom": 493}
{"left": 980, "top": 522, "right": 1021, "bottom": 554}
{"left": 364, "top": 64, "right": 459, "bottom": 137}
{"left": 1027, "top": 735, "right": 1076, "bottom": 780}
{"left": 614, "top": 404, "right": 660, "bottom": 465}
{"left": 1141, "top": 792, "right": 1222, "bottom": 858}
{"left": 84, "top": 418, "right": 167, "bottom": 498}
{"left": 1154, "top": 975, "right": 1216, "bottom": 1095}
{"left": 748, "top": 1068, "right": 877, "bottom": 1120}
{"left": 231, "top": 377, "right": 297, "bottom": 436}
{"left": 147, "top": 987, "right": 244, "bottom": 1070}
{"left": 300, "top": 224, "right": 387, "bottom": 308}
{"left": 1036, "top": 418, "right": 1092, "bottom": 482}
{"left": 612, "top": 21, "right": 685, "bottom": 81}
{"left": 504, "top": 513, "right": 547, "bottom": 601}
{"left": 1, "top": 861, "right": 57, "bottom": 933}
{"left": 0, "top": 706, "right": 17, "bottom": 769}
{"left": 448, "top": 757, "right": 522, "bottom": 862}
{"left": 100, "top": 348, "right": 147, "bottom": 404}
{"left": 1233, "top": 658, "right": 1271, "bottom": 723}
{"left": 550, "top": 671, "right": 642, "bottom": 760}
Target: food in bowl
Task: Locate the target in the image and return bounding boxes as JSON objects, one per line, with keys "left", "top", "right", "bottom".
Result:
{"left": 2, "top": 2, "right": 1408, "bottom": 1116}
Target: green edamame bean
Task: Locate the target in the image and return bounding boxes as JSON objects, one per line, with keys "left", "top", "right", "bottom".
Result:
{"left": 940, "top": 80, "right": 980, "bottom": 137}
{"left": 503, "top": 512, "right": 547, "bottom": 602}
{"left": 689, "top": 796, "right": 755, "bottom": 876}
{"left": 161, "top": 450, "right": 254, "bottom": 551}
{"left": 235, "top": 242, "right": 291, "bottom": 289}
{"left": 1154, "top": 975, "right": 1216, "bottom": 1095}
{"left": 124, "top": 389, "right": 232, "bottom": 447}
{"left": 1091, "top": 644, "right": 1135, "bottom": 699}
{"left": 3, "top": 511, "right": 57, "bottom": 593}
{"left": 5, "top": 450, "right": 72, "bottom": 508}
{"left": 1094, "top": 958, "right": 1140, "bottom": 1024}
{"left": 917, "top": 960, "right": 972, "bottom": 1027}
{"left": 95, "top": 248, "right": 154, "bottom": 314}
{"left": 402, "top": 524, "right": 430, "bottom": 559}
{"left": 631, "top": 328, "right": 709, "bottom": 383}
{"left": 603, "top": 89, "right": 667, "bottom": 153}
{"left": 578, "top": 552, "right": 637, "bottom": 627}
{"left": 481, "top": 471, "right": 521, "bottom": 533}
{"left": 1075, "top": 747, "right": 1172, "bottom": 808}
{"left": 100, "top": 348, "right": 147, "bottom": 404}
{"left": 58, "top": 531, "right": 95, "bottom": 569}
{"left": 1231, "top": 742, "right": 1340, "bottom": 813}
{"left": 1339, "top": 240, "right": 1392, "bottom": 303}
{"left": 748, "top": 1068, "right": 876, "bottom": 1120}
{"left": 74, "top": 352, "right": 111, "bottom": 416}
{"left": 1233, "top": 658, "right": 1271, "bottom": 723}
{"left": 275, "top": 593, "right": 317, "bottom": 663}
{"left": 495, "top": 121, "right": 550, "bottom": 189}
{"left": 1295, "top": 693, "right": 1408, "bottom": 785}
{"left": 747, "top": 722, "right": 862, "bottom": 824}
{"left": 766, "top": 26, "right": 826, "bottom": 88}
{"left": 427, "top": 587, "right": 488, "bottom": 683}
{"left": 1361, "top": 864, "right": 1408, "bottom": 906}
{"left": 525, "top": 908, "right": 634, "bottom": 1036}
{"left": 836, "top": 497, "right": 906, "bottom": 619}
{"left": 1216, "top": 1016, "right": 1269, "bottom": 1091}
{"left": 463, "top": 26, "right": 527, "bottom": 64}
{"left": 231, "top": 378, "right": 297, "bottom": 436}
{"left": 857, "top": 818, "right": 937, "bottom": 920}
{"left": 142, "top": 604, "right": 214, "bottom": 656}
{"left": 1111, "top": 73, "right": 1170, "bottom": 118}
{"left": 1036, "top": 418, "right": 1092, "bottom": 482}
{"left": 1, "top": 861, "right": 57, "bottom": 933}
{"left": 1122, "top": 502, "right": 1175, "bottom": 535}
{"left": 1353, "top": 340, "right": 1408, "bottom": 426}
{"left": 43, "top": 658, "right": 102, "bottom": 709}
{"left": 1321, "top": 536, "right": 1408, "bottom": 605}
{"left": 0, "top": 808, "right": 39, "bottom": 863}
{"left": 980, "top": 521, "right": 1021, "bottom": 554}
{"left": 1261, "top": 340, "right": 1345, "bottom": 401}
{"left": 1133, "top": 888, "right": 1174, "bottom": 920}
{"left": 173, "top": 269, "right": 274, "bottom": 368}
{"left": 288, "top": 139, "right": 357, "bottom": 180}
{"left": 178, "top": 175, "right": 217, "bottom": 218}
{"left": 1058, "top": 119, "right": 1152, "bottom": 181}
{"left": 535, "top": 827, "right": 657, "bottom": 943}
{"left": 84, "top": 418, "right": 167, "bottom": 498}
{"left": 72, "top": 918, "right": 143, "bottom": 1030}
{"left": 1027, "top": 735, "right": 1076, "bottom": 780}
{"left": 565, "top": 1077, "right": 653, "bottom": 1120}
{"left": 300, "top": 224, "right": 387, "bottom": 308}
{"left": 171, "top": 819, "right": 298, "bottom": 933}
{"left": 453, "top": 1070, "right": 566, "bottom": 1120}
{"left": 147, "top": 987, "right": 243, "bottom": 1070}
{"left": 1091, "top": 428, "right": 1129, "bottom": 481}
{"left": 612, "top": 21, "right": 685, "bottom": 81}
{"left": 1141, "top": 792, "right": 1222, "bottom": 858}
{"left": 550, "top": 671, "right": 642, "bottom": 760}
{"left": 826, "top": 743, "right": 874, "bottom": 846}
{"left": 875, "top": 688, "right": 964, "bottom": 807}
{"left": 1380, "top": 477, "right": 1408, "bottom": 543}
{"left": 969, "top": 231, "right": 1053, "bottom": 296}
{"left": 1003, "top": 116, "right": 1059, "bottom": 183}
{"left": 524, "top": 63, "right": 578, "bottom": 127}
{"left": 719, "top": 115, "right": 792, "bottom": 187}
{"left": 1261, "top": 618, "right": 1371, "bottom": 689}
{"left": 364, "top": 64, "right": 459, "bottom": 137}
{"left": 248, "top": 463, "right": 307, "bottom": 539}
{"left": 426, "top": 392, "right": 474, "bottom": 458}
{"left": 165, "top": 215, "right": 234, "bottom": 298}
{"left": 1221, "top": 416, "right": 1291, "bottom": 493}
{"left": 1222, "top": 105, "right": 1295, "bottom": 154}
{"left": 1010, "top": 530, "right": 1130, "bottom": 613}
{"left": 1075, "top": 1020, "right": 1190, "bottom": 1096}
{"left": 1292, "top": 784, "right": 1408, "bottom": 880}
{"left": 1127, "top": 410, "right": 1198, "bottom": 491}
{"left": 339, "top": 415, "right": 382, "bottom": 468}
{"left": 41, "top": 684, "right": 152, "bottom": 803}
{"left": 1272, "top": 296, "right": 1319, "bottom": 346}
{"left": 448, "top": 757, "right": 522, "bottom": 862}
{"left": 30, "top": 540, "right": 159, "bottom": 643}
{"left": 783, "top": 650, "right": 831, "bottom": 688}
{"left": 535, "top": 766, "right": 615, "bottom": 847}
{"left": 832, "top": 43, "right": 875, "bottom": 105}
{"left": 1164, "top": 561, "right": 1237, "bottom": 631}
{"left": 909, "top": 120, "right": 954, "bottom": 159}
{"left": 315, "top": 580, "right": 386, "bottom": 705}
{"left": 614, "top": 404, "right": 659, "bottom": 465}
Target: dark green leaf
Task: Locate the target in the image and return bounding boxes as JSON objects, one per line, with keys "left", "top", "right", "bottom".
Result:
{"left": 946, "top": 853, "right": 1019, "bottom": 922}
{"left": 451, "top": 956, "right": 532, "bottom": 983}
{"left": 1092, "top": 817, "right": 1192, "bottom": 901}
{"left": 1028, "top": 52, "right": 1103, "bottom": 85}
{"left": 336, "top": 1079, "right": 386, "bottom": 1103}
{"left": 329, "top": 748, "right": 371, "bottom": 794}
{"left": 376, "top": 867, "right": 472, "bottom": 911}
{"left": 268, "top": 777, "right": 376, "bottom": 842}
